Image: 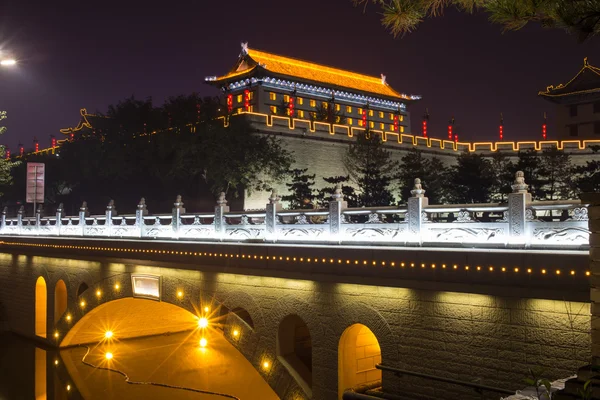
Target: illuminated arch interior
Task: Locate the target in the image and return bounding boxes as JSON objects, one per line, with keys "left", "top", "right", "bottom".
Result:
{"left": 54, "top": 280, "right": 67, "bottom": 324}
{"left": 232, "top": 307, "right": 254, "bottom": 329}
{"left": 60, "top": 297, "right": 198, "bottom": 347}
{"left": 35, "top": 277, "right": 47, "bottom": 338}
{"left": 338, "top": 324, "right": 382, "bottom": 399}
{"left": 277, "top": 314, "right": 312, "bottom": 394}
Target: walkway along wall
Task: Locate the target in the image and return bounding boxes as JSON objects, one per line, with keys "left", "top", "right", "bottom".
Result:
{"left": 0, "top": 238, "right": 591, "bottom": 400}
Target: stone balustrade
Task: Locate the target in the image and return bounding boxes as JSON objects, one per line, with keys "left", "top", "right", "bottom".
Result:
{"left": 0, "top": 172, "right": 590, "bottom": 250}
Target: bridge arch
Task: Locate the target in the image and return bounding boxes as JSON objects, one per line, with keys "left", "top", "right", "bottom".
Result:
{"left": 54, "top": 279, "right": 67, "bottom": 324}
{"left": 34, "top": 276, "right": 47, "bottom": 338}
{"left": 338, "top": 324, "right": 381, "bottom": 399}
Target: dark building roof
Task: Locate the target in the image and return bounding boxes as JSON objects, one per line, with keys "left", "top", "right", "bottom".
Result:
{"left": 539, "top": 58, "right": 600, "bottom": 103}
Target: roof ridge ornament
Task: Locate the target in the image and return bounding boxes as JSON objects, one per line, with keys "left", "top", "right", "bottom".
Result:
{"left": 241, "top": 42, "right": 249, "bottom": 56}
{"left": 381, "top": 74, "right": 386, "bottom": 85}
{"left": 584, "top": 57, "right": 588, "bottom": 67}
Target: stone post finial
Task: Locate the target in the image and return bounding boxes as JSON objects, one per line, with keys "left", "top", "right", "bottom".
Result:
{"left": 137, "top": 197, "right": 148, "bottom": 216}
{"left": 106, "top": 199, "right": 117, "bottom": 216}
{"left": 173, "top": 195, "right": 185, "bottom": 214}
{"left": 217, "top": 192, "right": 227, "bottom": 206}
{"left": 36, "top": 204, "right": 43, "bottom": 214}
{"left": 80, "top": 201, "right": 88, "bottom": 212}
{"left": 56, "top": 203, "right": 64, "bottom": 213}
{"left": 332, "top": 183, "right": 344, "bottom": 201}
{"left": 2, "top": 206, "right": 7, "bottom": 215}
{"left": 269, "top": 190, "right": 280, "bottom": 205}
{"left": 511, "top": 171, "right": 529, "bottom": 194}
{"left": 17, "top": 205, "right": 24, "bottom": 215}
{"left": 410, "top": 178, "right": 426, "bottom": 198}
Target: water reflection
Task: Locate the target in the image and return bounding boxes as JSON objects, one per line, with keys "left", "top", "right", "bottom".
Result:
{"left": 0, "top": 333, "right": 80, "bottom": 400}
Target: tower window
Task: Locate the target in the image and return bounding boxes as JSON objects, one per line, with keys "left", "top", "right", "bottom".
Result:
{"left": 269, "top": 92, "right": 277, "bottom": 101}
{"left": 389, "top": 113, "right": 394, "bottom": 120}
{"left": 298, "top": 110, "right": 305, "bottom": 118}
{"left": 335, "top": 104, "right": 341, "bottom": 111}
{"left": 379, "top": 111, "right": 384, "bottom": 118}
{"left": 284, "top": 94, "right": 290, "bottom": 102}
{"left": 346, "top": 106, "right": 352, "bottom": 113}
{"left": 297, "top": 97, "right": 304, "bottom": 105}
{"left": 380, "top": 123, "right": 385, "bottom": 129}
{"left": 310, "top": 99, "right": 316, "bottom": 107}
{"left": 348, "top": 118, "right": 353, "bottom": 125}
{"left": 236, "top": 94, "right": 243, "bottom": 103}
{"left": 369, "top": 121, "right": 374, "bottom": 128}
{"left": 270, "top": 106, "right": 277, "bottom": 114}
{"left": 569, "top": 124, "right": 578, "bottom": 136}
{"left": 570, "top": 104, "right": 578, "bottom": 117}
{"left": 369, "top": 110, "right": 374, "bottom": 117}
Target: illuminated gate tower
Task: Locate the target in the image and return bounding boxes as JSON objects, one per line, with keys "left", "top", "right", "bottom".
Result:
{"left": 205, "top": 43, "right": 420, "bottom": 133}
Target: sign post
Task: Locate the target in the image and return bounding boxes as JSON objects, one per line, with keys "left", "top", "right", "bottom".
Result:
{"left": 26, "top": 163, "right": 45, "bottom": 216}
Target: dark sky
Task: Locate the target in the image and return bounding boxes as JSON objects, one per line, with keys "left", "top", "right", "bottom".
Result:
{"left": 0, "top": 0, "right": 598, "bottom": 151}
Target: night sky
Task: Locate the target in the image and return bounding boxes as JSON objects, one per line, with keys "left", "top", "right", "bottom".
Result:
{"left": 0, "top": 0, "right": 599, "bottom": 151}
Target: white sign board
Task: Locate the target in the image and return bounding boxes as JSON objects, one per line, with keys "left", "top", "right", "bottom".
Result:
{"left": 131, "top": 274, "right": 161, "bottom": 301}
{"left": 26, "top": 162, "right": 45, "bottom": 204}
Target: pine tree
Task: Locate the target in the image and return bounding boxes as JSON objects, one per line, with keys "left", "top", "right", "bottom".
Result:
{"left": 448, "top": 152, "right": 495, "bottom": 203}
{"left": 344, "top": 130, "right": 395, "bottom": 207}
{"left": 0, "top": 111, "right": 17, "bottom": 196}
{"left": 281, "top": 168, "right": 316, "bottom": 209}
{"left": 513, "top": 150, "right": 545, "bottom": 200}
{"left": 396, "top": 148, "right": 448, "bottom": 204}
{"left": 316, "top": 175, "right": 358, "bottom": 208}
{"left": 489, "top": 152, "right": 514, "bottom": 202}
{"left": 538, "top": 148, "right": 574, "bottom": 200}
{"left": 311, "top": 102, "right": 348, "bottom": 125}
{"left": 574, "top": 146, "right": 600, "bottom": 193}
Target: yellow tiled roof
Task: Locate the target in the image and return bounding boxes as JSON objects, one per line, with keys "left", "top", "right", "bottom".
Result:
{"left": 247, "top": 48, "right": 406, "bottom": 99}
{"left": 214, "top": 47, "right": 410, "bottom": 100}
{"left": 539, "top": 57, "right": 600, "bottom": 97}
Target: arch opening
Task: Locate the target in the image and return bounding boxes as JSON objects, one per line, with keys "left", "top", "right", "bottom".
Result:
{"left": 76, "top": 282, "right": 89, "bottom": 297}
{"left": 277, "top": 314, "right": 312, "bottom": 395}
{"left": 231, "top": 307, "right": 254, "bottom": 329}
{"left": 35, "top": 277, "right": 47, "bottom": 338}
{"left": 338, "top": 324, "right": 382, "bottom": 400}
{"left": 54, "top": 280, "right": 67, "bottom": 324}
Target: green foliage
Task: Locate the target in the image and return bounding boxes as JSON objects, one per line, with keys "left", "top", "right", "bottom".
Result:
{"left": 281, "top": 168, "right": 317, "bottom": 209}
{"left": 577, "top": 379, "right": 593, "bottom": 400}
{"left": 354, "top": 0, "right": 600, "bottom": 41}
{"left": 574, "top": 146, "right": 600, "bottom": 194}
{"left": 489, "top": 152, "right": 514, "bottom": 202}
{"left": 513, "top": 150, "right": 545, "bottom": 200}
{"left": 344, "top": 131, "right": 396, "bottom": 207}
{"left": 316, "top": 175, "right": 359, "bottom": 208}
{"left": 538, "top": 147, "right": 574, "bottom": 200}
{"left": 0, "top": 112, "right": 19, "bottom": 197}
{"left": 396, "top": 148, "right": 448, "bottom": 203}
{"left": 4, "top": 96, "right": 291, "bottom": 213}
{"left": 447, "top": 152, "right": 495, "bottom": 203}
{"left": 524, "top": 368, "right": 552, "bottom": 400}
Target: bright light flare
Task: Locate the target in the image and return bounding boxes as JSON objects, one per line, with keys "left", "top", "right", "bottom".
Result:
{"left": 198, "top": 317, "right": 208, "bottom": 328}
{"left": 233, "top": 329, "right": 239, "bottom": 337}
{"left": 0, "top": 59, "right": 16, "bottom": 66}
{"left": 203, "top": 306, "right": 210, "bottom": 313}
{"left": 262, "top": 361, "right": 270, "bottom": 369}
{"left": 199, "top": 338, "right": 207, "bottom": 348}
{"left": 105, "top": 352, "right": 113, "bottom": 360}
{"left": 104, "top": 330, "right": 114, "bottom": 339}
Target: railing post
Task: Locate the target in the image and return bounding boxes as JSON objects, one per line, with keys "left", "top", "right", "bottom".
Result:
{"left": 55, "top": 203, "right": 63, "bottom": 236}
{"left": 17, "top": 205, "right": 24, "bottom": 235}
{"left": 35, "top": 205, "right": 42, "bottom": 234}
{"left": 1, "top": 207, "right": 7, "bottom": 233}
{"left": 172, "top": 195, "right": 185, "bottom": 239}
{"left": 407, "top": 178, "right": 428, "bottom": 246}
{"left": 507, "top": 171, "right": 531, "bottom": 246}
{"left": 105, "top": 200, "right": 116, "bottom": 237}
{"left": 79, "top": 201, "right": 89, "bottom": 236}
{"left": 329, "top": 183, "right": 347, "bottom": 243}
{"left": 214, "top": 192, "right": 229, "bottom": 242}
{"left": 136, "top": 198, "right": 148, "bottom": 238}
{"left": 265, "top": 190, "right": 281, "bottom": 242}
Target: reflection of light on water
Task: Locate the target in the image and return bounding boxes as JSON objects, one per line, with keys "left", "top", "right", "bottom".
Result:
{"left": 35, "top": 348, "right": 46, "bottom": 400}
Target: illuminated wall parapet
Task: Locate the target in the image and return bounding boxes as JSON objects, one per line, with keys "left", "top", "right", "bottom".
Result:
{"left": 0, "top": 173, "right": 590, "bottom": 251}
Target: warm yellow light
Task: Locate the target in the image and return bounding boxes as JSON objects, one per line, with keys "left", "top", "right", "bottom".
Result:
{"left": 177, "top": 291, "right": 183, "bottom": 298}
{"left": 54, "top": 332, "right": 59, "bottom": 338}
{"left": 105, "top": 352, "right": 113, "bottom": 360}
{"left": 54, "top": 359, "right": 59, "bottom": 365}
{"left": 489, "top": 267, "right": 494, "bottom": 272}
{"left": 66, "top": 384, "right": 71, "bottom": 391}
{"left": 114, "top": 283, "right": 120, "bottom": 290}
{"left": 104, "top": 330, "right": 114, "bottom": 339}
{"left": 199, "top": 338, "right": 207, "bottom": 348}
{"left": 96, "top": 290, "right": 101, "bottom": 297}
{"left": 586, "top": 271, "right": 591, "bottom": 276}
{"left": 477, "top": 266, "right": 481, "bottom": 271}
{"left": 453, "top": 265, "right": 457, "bottom": 269}
{"left": 198, "top": 317, "right": 209, "bottom": 328}
{"left": 514, "top": 267, "right": 519, "bottom": 272}
{"left": 66, "top": 314, "right": 72, "bottom": 322}
{"left": 465, "top": 266, "right": 470, "bottom": 270}
{"left": 501, "top": 267, "right": 506, "bottom": 272}
{"left": 204, "top": 306, "right": 210, "bottom": 313}
{"left": 571, "top": 270, "right": 576, "bottom": 275}
{"left": 556, "top": 270, "right": 561, "bottom": 275}
{"left": 80, "top": 300, "right": 86, "bottom": 308}
{"left": 263, "top": 361, "right": 270, "bottom": 369}
{"left": 542, "top": 269, "right": 546, "bottom": 274}
{"left": 233, "top": 329, "right": 239, "bottom": 337}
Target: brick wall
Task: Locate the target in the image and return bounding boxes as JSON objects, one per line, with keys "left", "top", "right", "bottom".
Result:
{"left": 0, "top": 251, "right": 591, "bottom": 400}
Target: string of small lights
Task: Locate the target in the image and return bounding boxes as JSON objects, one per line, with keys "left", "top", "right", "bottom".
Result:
{"left": 77, "top": 343, "right": 241, "bottom": 399}
{"left": 1, "top": 240, "right": 589, "bottom": 278}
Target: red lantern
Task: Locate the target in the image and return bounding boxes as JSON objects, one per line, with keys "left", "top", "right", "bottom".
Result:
{"left": 34, "top": 140, "right": 39, "bottom": 153}
{"left": 422, "top": 120, "right": 427, "bottom": 137}
{"left": 243, "top": 89, "right": 250, "bottom": 111}
{"left": 499, "top": 125, "right": 503, "bottom": 141}
{"left": 288, "top": 96, "right": 295, "bottom": 117}
{"left": 19, "top": 144, "right": 24, "bottom": 156}
{"left": 454, "top": 134, "right": 458, "bottom": 143}
{"left": 542, "top": 112, "right": 547, "bottom": 140}
{"left": 227, "top": 94, "right": 233, "bottom": 113}
{"left": 448, "top": 124, "right": 453, "bottom": 140}
{"left": 5, "top": 148, "right": 9, "bottom": 159}
{"left": 362, "top": 109, "right": 367, "bottom": 127}
{"left": 51, "top": 136, "right": 57, "bottom": 148}
{"left": 393, "top": 115, "right": 399, "bottom": 132}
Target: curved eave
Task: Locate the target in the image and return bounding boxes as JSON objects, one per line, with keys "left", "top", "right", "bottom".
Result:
{"left": 205, "top": 65, "right": 258, "bottom": 87}
{"left": 261, "top": 71, "right": 419, "bottom": 104}
{"left": 538, "top": 88, "right": 600, "bottom": 104}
